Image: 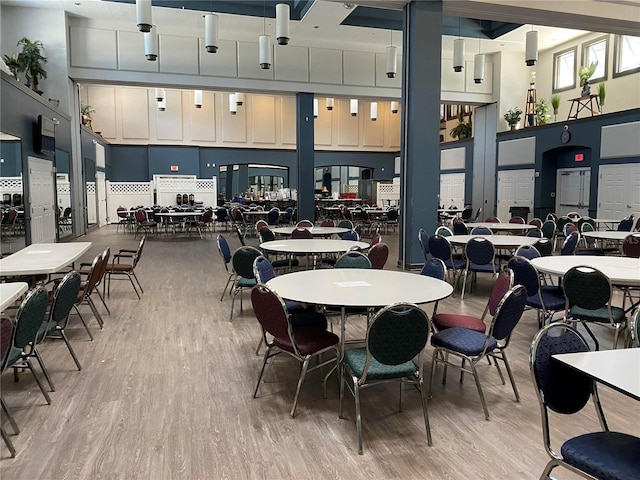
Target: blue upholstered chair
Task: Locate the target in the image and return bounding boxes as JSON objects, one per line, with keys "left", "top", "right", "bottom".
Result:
{"left": 229, "top": 246, "right": 262, "bottom": 321}
{"left": 470, "top": 226, "right": 492, "bottom": 235}
{"left": 420, "top": 257, "right": 447, "bottom": 317}
{"left": 460, "top": 236, "right": 498, "bottom": 299}
{"left": 452, "top": 220, "right": 468, "bottom": 235}
{"left": 560, "top": 231, "right": 580, "bottom": 255}
{"left": 428, "top": 285, "right": 527, "bottom": 420}
{"left": 514, "top": 244, "right": 541, "bottom": 260}
{"left": 340, "top": 303, "right": 433, "bottom": 454}
{"left": 216, "top": 235, "right": 234, "bottom": 301}
{"left": 418, "top": 228, "right": 430, "bottom": 262}
{"left": 530, "top": 323, "right": 640, "bottom": 480}
{"left": 428, "top": 234, "right": 465, "bottom": 285}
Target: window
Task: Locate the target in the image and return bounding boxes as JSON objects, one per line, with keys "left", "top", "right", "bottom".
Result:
{"left": 582, "top": 36, "right": 608, "bottom": 82}
{"left": 614, "top": 35, "right": 640, "bottom": 77}
{"left": 553, "top": 47, "right": 576, "bottom": 92}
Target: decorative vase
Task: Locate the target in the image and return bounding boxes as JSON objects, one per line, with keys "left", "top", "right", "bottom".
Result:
{"left": 510, "top": 124, "right": 516, "bottom": 131}
{"left": 581, "top": 83, "right": 591, "bottom": 97}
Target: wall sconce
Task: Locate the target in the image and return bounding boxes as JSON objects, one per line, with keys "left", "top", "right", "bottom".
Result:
{"left": 155, "top": 88, "right": 165, "bottom": 101}
{"left": 350, "top": 99, "right": 358, "bottom": 116}
{"left": 391, "top": 101, "right": 399, "bottom": 114}
{"left": 525, "top": 28, "right": 538, "bottom": 66}
{"left": 370, "top": 102, "right": 378, "bottom": 121}
{"left": 313, "top": 99, "right": 318, "bottom": 118}
{"left": 235, "top": 92, "right": 245, "bottom": 106}
{"left": 326, "top": 98, "right": 334, "bottom": 110}
{"left": 136, "top": 0, "right": 152, "bottom": 33}
{"left": 205, "top": 14, "right": 219, "bottom": 53}
{"left": 276, "top": 3, "right": 290, "bottom": 45}
{"left": 229, "top": 93, "right": 237, "bottom": 115}
{"left": 144, "top": 25, "right": 158, "bottom": 61}
{"left": 194, "top": 90, "right": 203, "bottom": 108}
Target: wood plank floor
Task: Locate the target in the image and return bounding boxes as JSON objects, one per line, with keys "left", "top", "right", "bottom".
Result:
{"left": 1, "top": 227, "right": 638, "bottom": 479}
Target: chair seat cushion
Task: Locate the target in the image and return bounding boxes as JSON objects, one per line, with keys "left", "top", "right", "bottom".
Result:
{"left": 432, "top": 313, "right": 486, "bottom": 333}
{"left": 274, "top": 326, "right": 339, "bottom": 356}
{"left": 343, "top": 348, "right": 417, "bottom": 380}
{"left": 271, "top": 258, "right": 300, "bottom": 269}
{"left": 569, "top": 305, "right": 626, "bottom": 324}
{"left": 443, "top": 259, "right": 466, "bottom": 270}
{"left": 561, "top": 431, "right": 640, "bottom": 480}
{"left": 289, "top": 311, "right": 326, "bottom": 329}
{"left": 236, "top": 277, "right": 257, "bottom": 288}
{"left": 106, "top": 263, "right": 133, "bottom": 272}
{"left": 467, "top": 264, "right": 498, "bottom": 274}
{"left": 431, "top": 327, "right": 497, "bottom": 356}
{"left": 527, "top": 286, "right": 566, "bottom": 311}
{"left": 6, "top": 346, "right": 23, "bottom": 366}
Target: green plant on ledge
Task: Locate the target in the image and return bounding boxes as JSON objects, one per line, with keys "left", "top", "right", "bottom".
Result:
{"left": 504, "top": 107, "right": 522, "bottom": 130}
{"left": 450, "top": 111, "right": 472, "bottom": 140}
{"left": 551, "top": 94, "right": 561, "bottom": 121}
{"left": 2, "top": 54, "right": 22, "bottom": 78}
{"left": 16, "top": 37, "right": 47, "bottom": 95}
{"left": 578, "top": 61, "right": 598, "bottom": 96}
{"left": 535, "top": 99, "right": 551, "bottom": 125}
{"left": 598, "top": 82, "right": 606, "bottom": 112}
{"left": 81, "top": 103, "right": 95, "bottom": 128}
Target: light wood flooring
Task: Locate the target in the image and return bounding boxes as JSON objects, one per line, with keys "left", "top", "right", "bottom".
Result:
{"left": 1, "top": 226, "right": 638, "bottom": 479}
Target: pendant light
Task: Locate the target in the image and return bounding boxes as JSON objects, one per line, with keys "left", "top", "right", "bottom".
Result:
{"left": 474, "top": 38, "right": 484, "bottom": 84}
{"left": 136, "top": 0, "right": 152, "bottom": 33}
{"left": 350, "top": 99, "right": 358, "bottom": 116}
{"left": 229, "top": 93, "right": 237, "bottom": 115}
{"left": 259, "top": 2, "right": 271, "bottom": 69}
{"left": 453, "top": 17, "right": 464, "bottom": 72}
{"left": 155, "top": 88, "right": 165, "bottom": 101}
{"left": 205, "top": 14, "right": 219, "bottom": 53}
{"left": 525, "top": 27, "right": 538, "bottom": 66}
{"left": 144, "top": 26, "right": 158, "bottom": 61}
{"left": 157, "top": 98, "right": 166, "bottom": 111}
{"left": 313, "top": 99, "right": 318, "bottom": 118}
{"left": 391, "top": 101, "right": 399, "bottom": 114}
{"left": 194, "top": 90, "right": 203, "bottom": 108}
{"left": 235, "top": 92, "right": 245, "bottom": 106}
{"left": 386, "top": 31, "right": 397, "bottom": 78}
{"left": 275, "top": 3, "right": 290, "bottom": 46}
{"left": 326, "top": 98, "right": 334, "bottom": 111}
{"left": 370, "top": 102, "right": 378, "bottom": 121}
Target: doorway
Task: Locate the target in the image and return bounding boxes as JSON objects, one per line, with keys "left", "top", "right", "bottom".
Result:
{"left": 28, "top": 156, "right": 56, "bottom": 243}
{"left": 496, "top": 169, "right": 534, "bottom": 221}
{"left": 556, "top": 168, "right": 590, "bottom": 217}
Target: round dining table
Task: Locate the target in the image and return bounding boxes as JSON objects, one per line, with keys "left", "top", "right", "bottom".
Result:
{"left": 260, "top": 239, "right": 368, "bottom": 255}
{"left": 582, "top": 231, "right": 632, "bottom": 242}
{"left": 270, "top": 226, "right": 350, "bottom": 237}
{"left": 448, "top": 234, "right": 539, "bottom": 249}
{"left": 531, "top": 256, "right": 640, "bottom": 287}
{"left": 464, "top": 222, "right": 536, "bottom": 232}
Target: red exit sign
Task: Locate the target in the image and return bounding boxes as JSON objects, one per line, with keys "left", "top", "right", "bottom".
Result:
{"left": 170, "top": 165, "right": 179, "bottom": 171}
{"left": 575, "top": 154, "right": 584, "bottom": 162}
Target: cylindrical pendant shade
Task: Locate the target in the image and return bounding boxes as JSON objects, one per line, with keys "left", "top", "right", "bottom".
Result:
{"left": 155, "top": 88, "right": 165, "bottom": 101}
{"left": 474, "top": 54, "right": 485, "bottom": 84}
{"left": 391, "top": 101, "right": 399, "bottom": 114}
{"left": 370, "top": 102, "right": 378, "bottom": 121}
{"left": 313, "top": 99, "right": 318, "bottom": 118}
{"left": 136, "top": 0, "right": 152, "bottom": 32}
{"left": 144, "top": 26, "right": 158, "bottom": 61}
{"left": 525, "top": 30, "right": 538, "bottom": 66}
{"left": 276, "top": 3, "right": 290, "bottom": 46}
{"left": 194, "top": 90, "right": 203, "bottom": 108}
{"left": 326, "top": 98, "right": 334, "bottom": 111}
{"left": 229, "top": 94, "right": 237, "bottom": 114}
{"left": 453, "top": 38, "right": 465, "bottom": 72}
{"left": 205, "top": 14, "right": 219, "bottom": 53}
{"left": 157, "top": 98, "right": 166, "bottom": 111}
{"left": 259, "top": 34, "right": 272, "bottom": 69}
{"left": 386, "top": 45, "right": 397, "bottom": 78}
{"left": 235, "top": 92, "right": 245, "bottom": 106}
{"left": 350, "top": 99, "right": 358, "bottom": 116}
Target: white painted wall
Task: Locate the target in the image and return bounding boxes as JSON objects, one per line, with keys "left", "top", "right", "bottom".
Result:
{"left": 494, "top": 51, "right": 531, "bottom": 132}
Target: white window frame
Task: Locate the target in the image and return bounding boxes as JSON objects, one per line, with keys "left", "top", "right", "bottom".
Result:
{"left": 553, "top": 47, "right": 577, "bottom": 93}
{"left": 581, "top": 35, "right": 608, "bottom": 83}
{"left": 614, "top": 34, "right": 640, "bottom": 78}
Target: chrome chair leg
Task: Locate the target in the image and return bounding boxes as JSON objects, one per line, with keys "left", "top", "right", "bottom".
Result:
{"left": 469, "top": 361, "right": 489, "bottom": 420}
{"left": 33, "top": 347, "right": 55, "bottom": 392}
{"left": 291, "top": 356, "right": 311, "bottom": 418}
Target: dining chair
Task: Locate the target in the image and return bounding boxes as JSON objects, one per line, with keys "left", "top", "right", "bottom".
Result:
{"left": 560, "top": 231, "right": 580, "bottom": 255}
{"left": 320, "top": 219, "right": 335, "bottom": 227}
{"left": 428, "top": 234, "right": 465, "bottom": 284}
{"left": 563, "top": 265, "right": 627, "bottom": 350}
{"left": 526, "top": 228, "right": 543, "bottom": 238}
{"left": 217, "top": 235, "right": 234, "bottom": 301}
{"left": 528, "top": 217, "right": 543, "bottom": 229}
{"left": 630, "top": 308, "right": 640, "bottom": 347}
{"left": 367, "top": 242, "right": 389, "bottom": 269}
{"left": 190, "top": 208, "right": 214, "bottom": 238}
{"left": 1, "top": 317, "right": 19, "bottom": 457}
{"left": 382, "top": 208, "right": 398, "bottom": 233}
{"left": 622, "top": 232, "right": 640, "bottom": 258}
{"left": 541, "top": 220, "right": 556, "bottom": 245}
{"left": 340, "top": 230, "right": 360, "bottom": 241}
{"left": 530, "top": 323, "right": 640, "bottom": 480}
{"left": 214, "top": 207, "right": 230, "bottom": 231}
{"left": 452, "top": 220, "right": 468, "bottom": 235}
{"left": 105, "top": 237, "right": 145, "bottom": 299}
{"left": 335, "top": 251, "right": 371, "bottom": 269}
{"left": 296, "top": 219, "right": 314, "bottom": 228}
{"left": 251, "top": 284, "right": 339, "bottom": 418}
{"left": 80, "top": 247, "right": 111, "bottom": 314}
{"left": 616, "top": 215, "right": 634, "bottom": 232}
{"left": 460, "top": 236, "right": 498, "bottom": 300}
{"left": 229, "top": 246, "right": 262, "bottom": 321}
{"left": 420, "top": 257, "right": 447, "bottom": 317}
{"left": 267, "top": 208, "right": 280, "bottom": 226}
{"left": 73, "top": 250, "right": 108, "bottom": 339}
{"left": 514, "top": 244, "right": 540, "bottom": 260}
{"left": 418, "top": 228, "right": 430, "bottom": 262}
{"left": 473, "top": 207, "right": 483, "bottom": 221}
{"left": 532, "top": 238, "right": 554, "bottom": 257}
{"left": 509, "top": 216, "right": 525, "bottom": 224}
{"left": 369, "top": 233, "right": 382, "bottom": 246}
{"left": 291, "top": 227, "right": 313, "bottom": 239}
{"left": 575, "top": 222, "right": 605, "bottom": 255}
{"left": 434, "top": 226, "right": 453, "bottom": 237}
{"left": 461, "top": 206, "right": 473, "bottom": 221}
{"left": 134, "top": 208, "right": 157, "bottom": 238}
{"left": 484, "top": 217, "right": 501, "bottom": 223}
{"left": 340, "top": 303, "right": 433, "bottom": 454}
{"left": 429, "top": 285, "right": 527, "bottom": 420}
{"left": 470, "top": 226, "right": 492, "bottom": 235}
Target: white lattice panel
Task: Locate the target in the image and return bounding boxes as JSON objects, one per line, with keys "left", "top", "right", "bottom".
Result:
{"left": 57, "top": 181, "right": 71, "bottom": 210}
{"left": 86, "top": 182, "right": 96, "bottom": 224}
{"left": 343, "top": 184, "right": 358, "bottom": 194}
{"left": 377, "top": 183, "right": 400, "bottom": 203}
{"left": 0, "top": 177, "right": 23, "bottom": 197}
{"left": 155, "top": 175, "right": 198, "bottom": 206}
{"left": 107, "top": 181, "right": 154, "bottom": 224}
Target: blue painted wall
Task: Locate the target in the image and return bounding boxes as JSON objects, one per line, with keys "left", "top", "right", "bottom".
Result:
{"left": 0, "top": 141, "right": 21, "bottom": 177}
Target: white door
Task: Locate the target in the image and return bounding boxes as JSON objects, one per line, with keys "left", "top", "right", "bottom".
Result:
{"left": 598, "top": 163, "right": 640, "bottom": 220}
{"left": 96, "top": 171, "right": 107, "bottom": 227}
{"left": 439, "top": 173, "right": 465, "bottom": 209}
{"left": 27, "top": 156, "right": 56, "bottom": 243}
{"left": 497, "top": 169, "right": 535, "bottom": 221}
{"left": 556, "top": 168, "right": 590, "bottom": 217}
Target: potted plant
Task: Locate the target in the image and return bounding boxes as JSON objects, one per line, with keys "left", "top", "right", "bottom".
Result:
{"left": 598, "top": 82, "right": 606, "bottom": 112}
{"left": 16, "top": 37, "right": 47, "bottom": 95}
{"left": 450, "top": 110, "right": 472, "bottom": 140}
{"left": 535, "top": 99, "right": 551, "bottom": 125}
{"left": 578, "top": 61, "right": 597, "bottom": 97}
{"left": 551, "top": 94, "right": 561, "bottom": 121}
{"left": 504, "top": 107, "right": 522, "bottom": 130}
{"left": 2, "top": 54, "right": 22, "bottom": 79}
{"left": 81, "top": 104, "right": 95, "bottom": 129}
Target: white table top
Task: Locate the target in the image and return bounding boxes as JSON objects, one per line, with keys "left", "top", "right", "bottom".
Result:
{"left": 0, "top": 282, "right": 29, "bottom": 312}
{"left": 553, "top": 348, "right": 640, "bottom": 401}
{"left": 582, "top": 231, "right": 633, "bottom": 241}
{"left": 270, "top": 226, "right": 350, "bottom": 236}
{"left": 267, "top": 269, "right": 453, "bottom": 308}
{"left": 531, "top": 256, "right": 640, "bottom": 286}
{"left": 465, "top": 222, "right": 536, "bottom": 231}
{"left": 154, "top": 211, "right": 202, "bottom": 217}
{"left": 592, "top": 218, "right": 621, "bottom": 226}
{"left": 448, "top": 235, "right": 539, "bottom": 248}
{"left": 260, "top": 239, "right": 369, "bottom": 254}
{"left": 0, "top": 242, "right": 92, "bottom": 276}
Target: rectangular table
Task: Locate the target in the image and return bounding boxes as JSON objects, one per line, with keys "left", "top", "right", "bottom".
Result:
{"left": 0, "top": 282, "right": 29, "bottom": 312}
{"left": 0, "top": 242, "right": 92, "bottom": 276}
{"left": 553, "top": 348, "right": 640, "bottom": 401}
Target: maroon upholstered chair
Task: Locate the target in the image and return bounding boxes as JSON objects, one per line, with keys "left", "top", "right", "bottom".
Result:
{"left": 367, "top": 242, "right": 389, "bottom": 270}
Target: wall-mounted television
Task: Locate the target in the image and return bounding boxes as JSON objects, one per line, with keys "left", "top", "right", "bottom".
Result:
{"left": 35, "top": 115, "right": 56, "bottom": 155}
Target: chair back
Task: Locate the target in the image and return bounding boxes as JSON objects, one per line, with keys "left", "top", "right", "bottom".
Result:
{"left": 460, "top": 207, "right": 473, "bottom": 221}
{"left": 291, "top": 227, "right": 313, "bottom": 239}
{"left": 49, "top": 271, "right": 82, "bottom": 330}
{"left": 434, "top": 226, "right": 453, "bottom": 237}
{"left": 509, "top": 216, "right": 525, "bottom": 224}
{"left": 342, "top": 206, "right": 353, "bottom": 221}
{"left": 417, "top": 228, "right": 430, "bottom": 261}
{"left": 217, "top": 235, "right": 232, "bottom": 272}
{"left": 484, "top": 217, "right": 500, "bottom": 223}
{"left": 83, "top": 251, "right": 105, "bottom": 296}
{"left": 474, "top": 208, "right": 483, "bottom": 221}
{"left": 369, "top": 234, "right": 382, "bottom": 246}
{"left": 470, "top": 226, "right": 492, "bottom": 235}
{"left": 320, "top": 219, "right": 335, "bottom": 227}
{"left": 560, "top": 231, "right": 580, "bottom": 255}
{"left": 530, "top": 323, "right": 593, "bottom": 415}
{"left": 555, "top": 216, "right": 571, "bottom": 234}
{"left": 335, "top": 251, "right": 371, "bottom": 269}
{"left": 232, "top": 246, "right": 262, "bottom": 280}
{"left": 267, "top": 208, "right": 280, "bottom": 225}
{"left": 1, "top": 317, "right": 14, "bottom": 369}
{"left": 117, "top": 207, "right": 128, "bottom": 219}
{"left": 526, "top": 228, "right": 542, "bottom": 238}
{"left": 420, "top": 257, "right": 446, "bottom": 281}
{"left": 134, "top": 209, "right": 147, "bottom": 223}
{"left": 215, "top": 208, "right": 229, "bottom": 222}
{"left": 488, "top": 269, "right": 514, "bottom": 316}
{"left": 617, "top": 216, "right": 634, "bottom": 232}
{"left": 337, "top": 219, "right": 354, "bottom": 231}
{"left": 296, "top": 220, "right": 314, "bottom": 228}
{"left": 564, "top": 266, "right": 612, "bottom": 312}
{"left": 541, "top": 220, "right": 556, "bottom": 240}
{"left": 515, "top": 244, "right": 541, "bottom": 260}
{"left": 253, "top": 256, "right": 276, "bottom": 284}
{"left": 563, "top": 222, "right": 577, "bottom": 236}
{"left": 580, "top": 222, "right": 597, "bottom": 247}
{"left": 528, "top": 218, "right": 543, "bottom": 229}
{"left": 233, "top": 224, "right": 246, "bottom": 246}
{"left": 487, "top": 285, "right": 527, "bottom": 342}
{"left": 200, "top": 209, "right": 213, "bottom": 223}
{"left": 507, "top": 256, "right": 539, "bottom": 298}
{"left": 622, "top": 233, "right": 640, "bottom": 258}
{"left": 386, "top": 209, "right": 399, "bottom": 221}
{"left": 341, "top": 230, "right": 360, "bottom": 241}
{"left": 258, "top": 227, "right": 276, "bottom": 243}
{"left": 452, "top": 220, "right": 468, "bottom": 235}
{"left": 428, "top": 235, "right": 453, "bottom": 263}
{"left": 465, "top": 237, "right": 496, "bottom": 266}
{"left": 532, "top": 238, "right": 553, "bottom": 256}
{"left": 10, "top": 287, "right": 48, "bottom": 355}
{"left": 255, "top": 220, "right": 268, "bottom": 232}
{"left": 251, "top": 284, "right": 290, "bottom": 340}
{"left": 364, "top": 304, "right": 430, "bottom": 381}
{"left": 367, "top": 242, "right": 389, "bottom": 270}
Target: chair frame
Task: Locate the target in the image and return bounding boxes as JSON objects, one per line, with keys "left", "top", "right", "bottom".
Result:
{"left": 105, "top": 237, "right": 145, "bottom": 299}
{"left": 229, "top": 246, "right": 262, "bottom": 321}
{"left": 460, "top": 237, "right": 498, "bottom": 300}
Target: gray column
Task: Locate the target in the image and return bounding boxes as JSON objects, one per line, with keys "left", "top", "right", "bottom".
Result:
{"left": 296, "top": 93, "right": 315, "bottom": 221}
{"left": 399, "top": 1, "right": 443, "bottom": 268}
{"left": 237, "top": 164, "right": 249, "bottom": 198}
